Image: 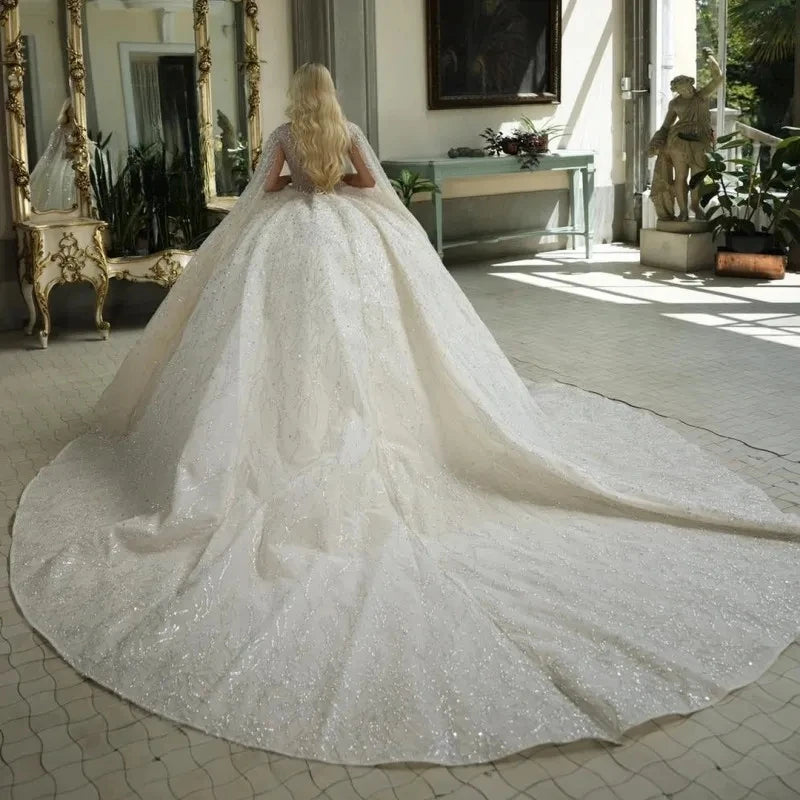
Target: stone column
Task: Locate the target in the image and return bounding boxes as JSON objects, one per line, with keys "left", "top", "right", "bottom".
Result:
{"left": 621, "top": 0, "right": 651, "bottom": 243}
{"left": 291, "top": 0, "right": 379, "bottom": 149}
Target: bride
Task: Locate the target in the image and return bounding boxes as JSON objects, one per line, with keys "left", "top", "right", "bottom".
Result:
{"left": 29, "top": 99, "right": 82, "bottom": 212}
{"left": 11, "top": 64, "right": 800, "bottom": 766}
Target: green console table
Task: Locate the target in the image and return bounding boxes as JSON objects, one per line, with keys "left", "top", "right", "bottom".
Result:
{"left": 382, "top": 151, "right": 595, "bottom": 259}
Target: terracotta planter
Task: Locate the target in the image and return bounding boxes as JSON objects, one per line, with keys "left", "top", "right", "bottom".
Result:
{"left": 715, "top": 249, "right": 786, "bottom": 280}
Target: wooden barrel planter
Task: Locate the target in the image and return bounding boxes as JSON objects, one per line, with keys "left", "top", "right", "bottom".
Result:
{"left": 715, "top": 249, "right": 786, "bottom": 280}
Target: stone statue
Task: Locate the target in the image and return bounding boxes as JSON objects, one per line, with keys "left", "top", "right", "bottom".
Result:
{"left": 647, "top": 49, "right": 723, "bottom": 222}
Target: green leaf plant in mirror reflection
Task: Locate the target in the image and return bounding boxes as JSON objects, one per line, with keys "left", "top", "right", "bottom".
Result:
{"left": 90, "top": 131, "right": 218, "bottom": 257}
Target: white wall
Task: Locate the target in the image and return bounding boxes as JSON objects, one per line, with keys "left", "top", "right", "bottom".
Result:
{"left": 673, "top": 0, "right": 698, "bottom": 77}
{"left": 25, "top": 1, "right": 70, "bottom": 164}
{"left": 374, "top": 0, "right": 625, "bottom": 201}
{"left": 1, "top": 0, "right": 700, "bottom": 246}
{"left": 256, "top": 0, "right": 293, "bottom": 137}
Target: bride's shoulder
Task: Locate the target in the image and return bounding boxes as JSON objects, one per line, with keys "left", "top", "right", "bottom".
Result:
{"left": 346, "top": 120, "right": 365, "bottom": 142}
{"left": 266, "top": 122, "right": 291, "bottom": 142}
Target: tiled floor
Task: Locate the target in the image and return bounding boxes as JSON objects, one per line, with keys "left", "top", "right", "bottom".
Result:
{"left": 2, "top": 244, "right": 800, "bottom": 800}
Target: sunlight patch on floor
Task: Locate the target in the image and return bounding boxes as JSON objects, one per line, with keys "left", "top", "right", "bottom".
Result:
{"left": 664, "top": 312, "right": 800, "bottom": 348}
{"left": 497, "top": 247, "right": 642, "bottom": 269}
{"left": 691, "top": 278, "right": 800, "bottom": 304}
{"left": 488, "top": 272, "right": 647, "bottom": 304}
{"left": 490, "top": 271, "right": 748, "bottom": 304}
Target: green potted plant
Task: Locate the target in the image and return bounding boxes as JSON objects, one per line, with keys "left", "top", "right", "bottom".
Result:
{"left": 692, "top": 130, "right": 800, "bottom": 258}
{"left": 390, "top": 169, "right": 440, "bottom": 208}
{"left": 518, "top": 116, "right": 567, "bottom": 154}
{"left": 481, "top": 118, "right": 567, "bottom": 170}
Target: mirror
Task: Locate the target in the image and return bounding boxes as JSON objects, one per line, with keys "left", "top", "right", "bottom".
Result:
{"left": 23, "top": 1, "right": 75, "bottom": 213}
{"left": 82, "top": 0, "right": 209, "bottom": 256}
{"left": 210, "top": 0, "right": 250, "bottom": 197}
{"left": 197, "top": 0, "right": 262, "bottom": 211}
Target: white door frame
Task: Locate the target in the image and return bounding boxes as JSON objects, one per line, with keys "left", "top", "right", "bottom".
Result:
{"left": 119, "top": 41, "right": 195, "bottom": 147}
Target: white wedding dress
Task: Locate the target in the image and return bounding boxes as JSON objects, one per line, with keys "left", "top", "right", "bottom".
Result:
{"left": 29, "top": 118, "right": 79, "bottom": 212}
{"left": 11, "top": 123, "right": 800, "bottom": 765}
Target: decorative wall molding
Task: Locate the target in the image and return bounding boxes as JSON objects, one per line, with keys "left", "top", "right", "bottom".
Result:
{"left": 291, "top": 0, "right": 333, "bottom": 73}
{"left": 362, "top": 0, "right": 378, "bottom": 149}
{"left": 290, "top": 0, "right": 379, "bottom": 150}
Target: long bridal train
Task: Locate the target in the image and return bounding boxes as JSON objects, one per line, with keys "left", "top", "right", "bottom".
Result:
{"left": 11, "top": 124, "right": 800, "bottom": 765}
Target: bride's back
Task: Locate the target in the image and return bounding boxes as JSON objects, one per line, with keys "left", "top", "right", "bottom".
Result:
{"left": 273, "top": 122, "right": 352, "bottom": 194}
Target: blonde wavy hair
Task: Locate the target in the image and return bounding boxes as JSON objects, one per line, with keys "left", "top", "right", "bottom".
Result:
{"left": 287, "top": 63, "right": 350, "bottom": 192}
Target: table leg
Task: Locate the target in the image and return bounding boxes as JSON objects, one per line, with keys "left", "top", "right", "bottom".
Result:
{"left": 94, "top": 275, "right": 111, "bottom": 341}
{"left": 569, "top": 170, "right": 578, "bottom": 251}
{"left": 35, "top": 282, "right": 51, "bottom": 349}
{"left": 17, "top": 235, "right": 36, "bottom": 336}
{"left": 582, "top": 166, "right": 595, "bottom": 259}
{"left": 432, "top": 173, "right": 444, "bottom": 258}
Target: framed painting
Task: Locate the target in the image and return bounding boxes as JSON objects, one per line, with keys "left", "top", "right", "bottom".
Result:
{"left": 426, "top": 0, "right": 562, "bottom": 109}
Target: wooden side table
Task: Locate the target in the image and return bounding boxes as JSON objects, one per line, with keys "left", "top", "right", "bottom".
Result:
{"left": 382, "top": 151, "right": 596, "bottom": 259}
{"left": 17, "top": 218, "right": 110, "bottom": 349}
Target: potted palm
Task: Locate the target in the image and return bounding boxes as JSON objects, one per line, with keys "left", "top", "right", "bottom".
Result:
{"left": 390, "top": 169, "right": 440, "bottom": 208}
{"left": 692, "top": 130, "right": 800, "bottom": 277}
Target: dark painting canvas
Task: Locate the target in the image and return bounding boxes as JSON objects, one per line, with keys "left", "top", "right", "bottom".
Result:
{"left": 427, "top": 0, "right": 561, "bottom": 109}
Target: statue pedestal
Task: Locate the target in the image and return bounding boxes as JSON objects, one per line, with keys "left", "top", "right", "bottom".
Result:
{"left": 640, "top": 225, "right": 716, "bottom": 273}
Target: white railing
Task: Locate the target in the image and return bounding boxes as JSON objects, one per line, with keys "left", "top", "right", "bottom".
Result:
{"left": 730, "top": 122, "right": 783, "bottom": 230}
{"left": 733, "top": 121, "right": 781, "bottom": 165}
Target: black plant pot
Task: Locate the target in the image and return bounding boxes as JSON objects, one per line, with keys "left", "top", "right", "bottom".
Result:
{"left": 728, "top": 232, "right": 775, "bottom": 254}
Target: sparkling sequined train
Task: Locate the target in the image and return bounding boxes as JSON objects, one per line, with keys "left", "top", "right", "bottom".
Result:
{"left": 11, "top": 123, "right": 800, "bottom": 765}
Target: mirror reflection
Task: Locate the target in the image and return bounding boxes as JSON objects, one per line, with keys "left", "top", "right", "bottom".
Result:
{"left": 211, "top": 0, "right": 250, "bottom": 197}
{"left": 83, "top": 0, "right": 210, "bottom": 256}
{"left": 24, "top": 0, "right": 74, "bottom": 212}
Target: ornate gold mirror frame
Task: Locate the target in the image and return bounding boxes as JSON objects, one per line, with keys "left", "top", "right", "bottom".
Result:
{"left": 1, "top": 0, "right": 109, "bottom": 349}
{"left": 0, "top": 0, "right": 91, "bottom": 224}
{"left": 194, "top": 0, "right": 262, "bottom": 213}
{"left": 0, "top": 0, "right": 29, "bottom": 224}
{"left": 2, "top": 0, "right": 262, "bottom": 347}
{"left": 66, "top": 0, "right": 92, "bottom": 218}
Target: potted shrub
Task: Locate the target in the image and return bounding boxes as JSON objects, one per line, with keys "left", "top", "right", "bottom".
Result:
{"left": 692, "top": 130, "right": 800, "bottom": 277}
{"left": 518, "top": 116, "right": 567, "bottom": 154}
{"left": 481, "top": 119, "right": 567, "bottom": 170}
{"left": 389, "top": 169, "right": 440, "bottom": 208}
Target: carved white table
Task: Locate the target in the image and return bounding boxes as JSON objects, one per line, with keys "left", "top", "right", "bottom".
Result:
{"left": 17, "top": 218, "right": 110, "bottom": 349}
{"left": 17, "top": 217, "right": 194, "bottom": 349}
